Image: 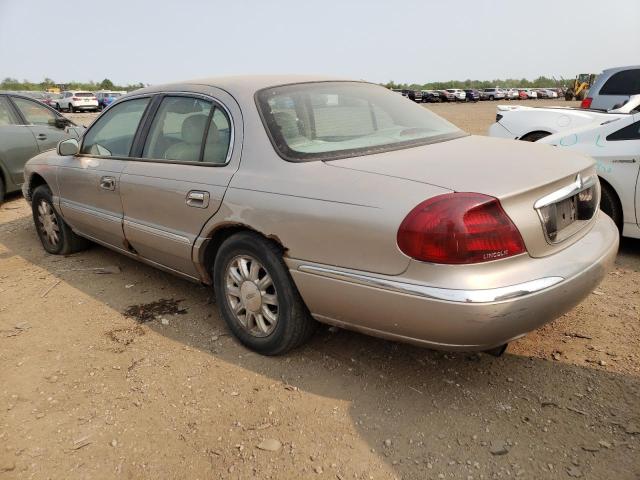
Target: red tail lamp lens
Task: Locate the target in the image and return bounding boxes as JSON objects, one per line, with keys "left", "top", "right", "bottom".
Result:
{"left": 397, "top": 193, "right": 526, "bottom": 264}
{"left": 580, "top": 97, "right": 593, "bottom": 109}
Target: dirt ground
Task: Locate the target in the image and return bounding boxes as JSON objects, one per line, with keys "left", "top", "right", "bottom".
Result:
{"left": 1, "top": 99, "right": 639, "bottom": 480}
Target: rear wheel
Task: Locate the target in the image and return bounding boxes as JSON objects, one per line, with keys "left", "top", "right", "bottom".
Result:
{"left": 520, "top": 131, "right": 551, "bottom": 142}
{"left": 599, "top": 183, "right": 623, "bottom": 231}
{"left": 31, "top": 185, "right": 89, "bottom": 255}
{"left": 213, "top": 231, "right": 317, "bottom": 355}
{"left": 68, "top": 103, "right": 74, "bottom": 113}
{"left": 55, "top": 103, "right": 61, "bottom": 111}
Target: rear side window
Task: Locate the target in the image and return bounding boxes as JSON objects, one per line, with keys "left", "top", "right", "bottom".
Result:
{"left": 599, "top": 69, "right": 640, "bottom": 95}
{"left": 606, "top": 120, "right": 640, "bottom": 141}
{"left": 0, "top": 97, "right": 18, "bottom": 125}
{"left": 143, "top": 97, "right": 211, "bottom": 162}
{"left": 12, "top": 97, "right": 56, "bottom": 125}
{"left": 81, "top": 97, "right": 150, "bottom": 156}
{"left": 142, "top": 96, "right": 231, "bottom": 164}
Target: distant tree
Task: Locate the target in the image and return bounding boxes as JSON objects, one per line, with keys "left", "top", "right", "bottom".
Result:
{"left": 99, "top": 78, "right": 114, "bottom": 90}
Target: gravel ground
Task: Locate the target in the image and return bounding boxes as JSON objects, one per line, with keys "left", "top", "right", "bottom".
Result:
{"left": 0, "top": 99, "right": 638, "bottom": 480}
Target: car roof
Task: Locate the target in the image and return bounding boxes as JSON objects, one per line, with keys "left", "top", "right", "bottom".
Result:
{"left": 601, "top": 65, "right": 640, "bottom": 74}
{"left": 131, "top": 75, "right": 356, "bottom": 98}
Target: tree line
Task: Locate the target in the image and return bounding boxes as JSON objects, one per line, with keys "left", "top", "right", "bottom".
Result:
{"left": 0, "top": 77, "right": 146, "bottom": 92}
{"left": 384, "top": 76, "right": 567, "bottom": 90}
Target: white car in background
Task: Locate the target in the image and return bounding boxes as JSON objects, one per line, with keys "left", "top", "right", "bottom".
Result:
{"left": 521, "top": 89, "right": 538, "bottom": 100}
{"left": 506, "top": 88, "right": 519, "bottom": 100}
{"left": 445, "top": 89, "right": 466, "bottom": 101}
{"left": 56, "top": 91, "right": 99, "bottom": 112}
{"left": 545, "top": 89, "right": 559, "bottom": 99}
{"left": 489, "top": 96, "right": 640, "bottom": 238}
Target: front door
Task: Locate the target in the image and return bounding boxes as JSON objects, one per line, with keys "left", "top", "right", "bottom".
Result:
{"left": 10, "top": 96, "right": 72, "bottom": 153}
{"left": 0, "top": 96, "right": 39, "bottom": 187}
{"left": 57, "top": 97, "right": 151, "bottom": 249}
{"left": 119, "top": 93, "right": 240, "bottom": 277}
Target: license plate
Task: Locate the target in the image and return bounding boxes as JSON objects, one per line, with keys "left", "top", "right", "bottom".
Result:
{"left": 554, "top": 195, "right": 578, "bottom": 231}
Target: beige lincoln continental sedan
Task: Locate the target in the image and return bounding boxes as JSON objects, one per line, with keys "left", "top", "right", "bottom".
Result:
{"left": 22, "top": 76, "right": 619, "bottom": 355}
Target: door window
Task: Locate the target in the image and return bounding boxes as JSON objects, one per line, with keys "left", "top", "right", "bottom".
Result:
{"left": 142, "top": 97, "right": 212, "bottom": 162}
{"left": 0, "top": 97, "right": 18, "bottom": 126}
{"left": 12, "top": 97, "right": 57, "bottom": 125}
{"left": 81, "top": 97, "right": 150, "bottom": 157}
{"left": 600, "top": 69, "right": 640, "bottom": 96}
{"left": 203, "top": 108, "right": 232, "bottom": 164}
{"left": 606, "top": 120, "right": 640, "bottom": 141}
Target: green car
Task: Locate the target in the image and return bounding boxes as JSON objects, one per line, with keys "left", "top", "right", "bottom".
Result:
{"left": 0, "top": 93, "right": 79, "bottom": 204}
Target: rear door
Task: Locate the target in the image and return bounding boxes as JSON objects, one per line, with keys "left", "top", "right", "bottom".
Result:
{"left": 0, "top": 96, "right": 39, "bottom": 187}
{"left": 119, "top": 90, "right": 242, "bottom": 278}
{"left": 57, "top": 96, "right": 151, "bottom": 249}
{"left": 11, "top": 96, "right": 72, "bottom": 152}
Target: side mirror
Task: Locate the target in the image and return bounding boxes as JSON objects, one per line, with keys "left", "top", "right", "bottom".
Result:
{"left": 50, "top": 116, "right": 70, "bottom": 129}
{"left": 57, "top": 138, "right": 79, "bottom": 156}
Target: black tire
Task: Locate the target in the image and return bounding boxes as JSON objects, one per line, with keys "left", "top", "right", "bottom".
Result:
{"left": 0, "top": 176, "right": 5, "bottom": 206}
{"left": 213, "top": 231, "right": 317, "bottom": 355}
{"left": 599, "top": 183, "right": 623, "bottom": 231}
{"left": 489, "top": 95, "right": 495, "bottom": 101}
{"left": 31, "top": 185, "right": 89, "bottom": 255}
{"left": 55, "top": 103, "right": 61, "bottom": 111}
{"left": 68, "top": 104, "right": 74, "bottom": 113}
{"left": 520, "top": 131, "right": 551, "bottom": 142}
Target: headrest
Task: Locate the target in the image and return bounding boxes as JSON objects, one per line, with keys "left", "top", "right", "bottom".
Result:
{"left": 182, "top": 114, "right": 208, "bottom": 144}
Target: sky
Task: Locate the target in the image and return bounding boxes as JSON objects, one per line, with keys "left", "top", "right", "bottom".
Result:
{"left": 0, "top": 0, "right": 638, "bottom": 86}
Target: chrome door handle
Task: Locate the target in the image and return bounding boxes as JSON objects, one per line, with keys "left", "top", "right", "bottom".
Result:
{"left": 37, "top": 134, "right": 47, "bottom": 140}
{"left": 186, "top": 190, "right": 210, "bottom": 208}
{"left": 100, "top": 176, "right": 116, "bottom": 191}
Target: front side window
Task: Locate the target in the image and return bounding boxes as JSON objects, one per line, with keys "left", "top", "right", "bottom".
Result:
{"left": 12, "top": 97, "right": 56, "bottom": 125}
{"left": 600, "top": 69, "right": 640, "bottom": 96}
{"left": 81, "top": 97, "right": 150, "bottom": 156}
{"left": 256, "top": 81, "right": 463, "bottom": 161}
{"left": 0, "top": 97, "right": 18, "bottom": 126}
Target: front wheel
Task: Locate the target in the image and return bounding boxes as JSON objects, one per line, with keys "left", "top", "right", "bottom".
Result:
{"left": 213, "top": 231, "right": 317, "bottom": 355}
{"left": 31, "top": 185, "right": 89, "bottom": 255}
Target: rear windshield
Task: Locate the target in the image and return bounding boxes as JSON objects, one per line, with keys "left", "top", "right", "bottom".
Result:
{"left": 75, "top": 92, "right": 94, "bottom": 97}
{"left": 256, "top": 82, "right": 463, "bottom": 162}
{"left": 108, "top": 92, "right": 122, "bottom": 97}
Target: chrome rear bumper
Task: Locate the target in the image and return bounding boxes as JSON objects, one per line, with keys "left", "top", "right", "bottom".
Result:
{"left": 289, "top": 213, "right": 618, "bottom": 350}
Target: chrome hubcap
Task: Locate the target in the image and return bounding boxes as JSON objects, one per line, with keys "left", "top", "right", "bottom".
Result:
{"left": 225, "top": 255, "right": 278, "bottom": 337}
{"left": 37, "top": 200, "right": 60, "bottom": 246}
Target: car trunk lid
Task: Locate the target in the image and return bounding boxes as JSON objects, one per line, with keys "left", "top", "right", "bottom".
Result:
{"left": 325, "top": 135, "right": 598, "bottom": 258}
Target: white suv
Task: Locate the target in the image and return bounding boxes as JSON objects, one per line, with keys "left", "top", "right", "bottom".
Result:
{"left": 445, "top": 89, "right": 466, "bottom": 102}
{"left": 56, "top": 91, "right": 99, "bottom": 112}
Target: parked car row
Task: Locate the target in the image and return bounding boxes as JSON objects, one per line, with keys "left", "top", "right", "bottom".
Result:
{"left": 1, "top": 90, "right": 128, "bottom": 113}
{"left": 394, "top": 87, "right": 564, "bottom": 103}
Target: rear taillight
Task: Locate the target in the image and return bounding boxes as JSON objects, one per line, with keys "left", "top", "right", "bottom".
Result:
{"left": 397, "top": 193, "right": 526, "bottom": 264}
{"left": 580, "top": 97, "right": 593, "bottom": 109}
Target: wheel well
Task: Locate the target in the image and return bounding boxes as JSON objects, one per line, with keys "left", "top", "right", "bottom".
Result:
{"left": 598, "top": 176, "right": 623, "bottom": 218}
{"left": 27, "top": 173, "right": 48, "bottom": 199}
{"left": 519, "top": 131, "right": 551, "bottom": 142}
{"left": 201, "top": 224, "right": 286, "bottom": 281}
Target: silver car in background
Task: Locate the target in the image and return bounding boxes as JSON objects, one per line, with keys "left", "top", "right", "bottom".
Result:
{"left": 582, "top": 65, "right": 640, "bottom": 110}
{"left": 22, "top": 76, "right": 618, "bottom": 356}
